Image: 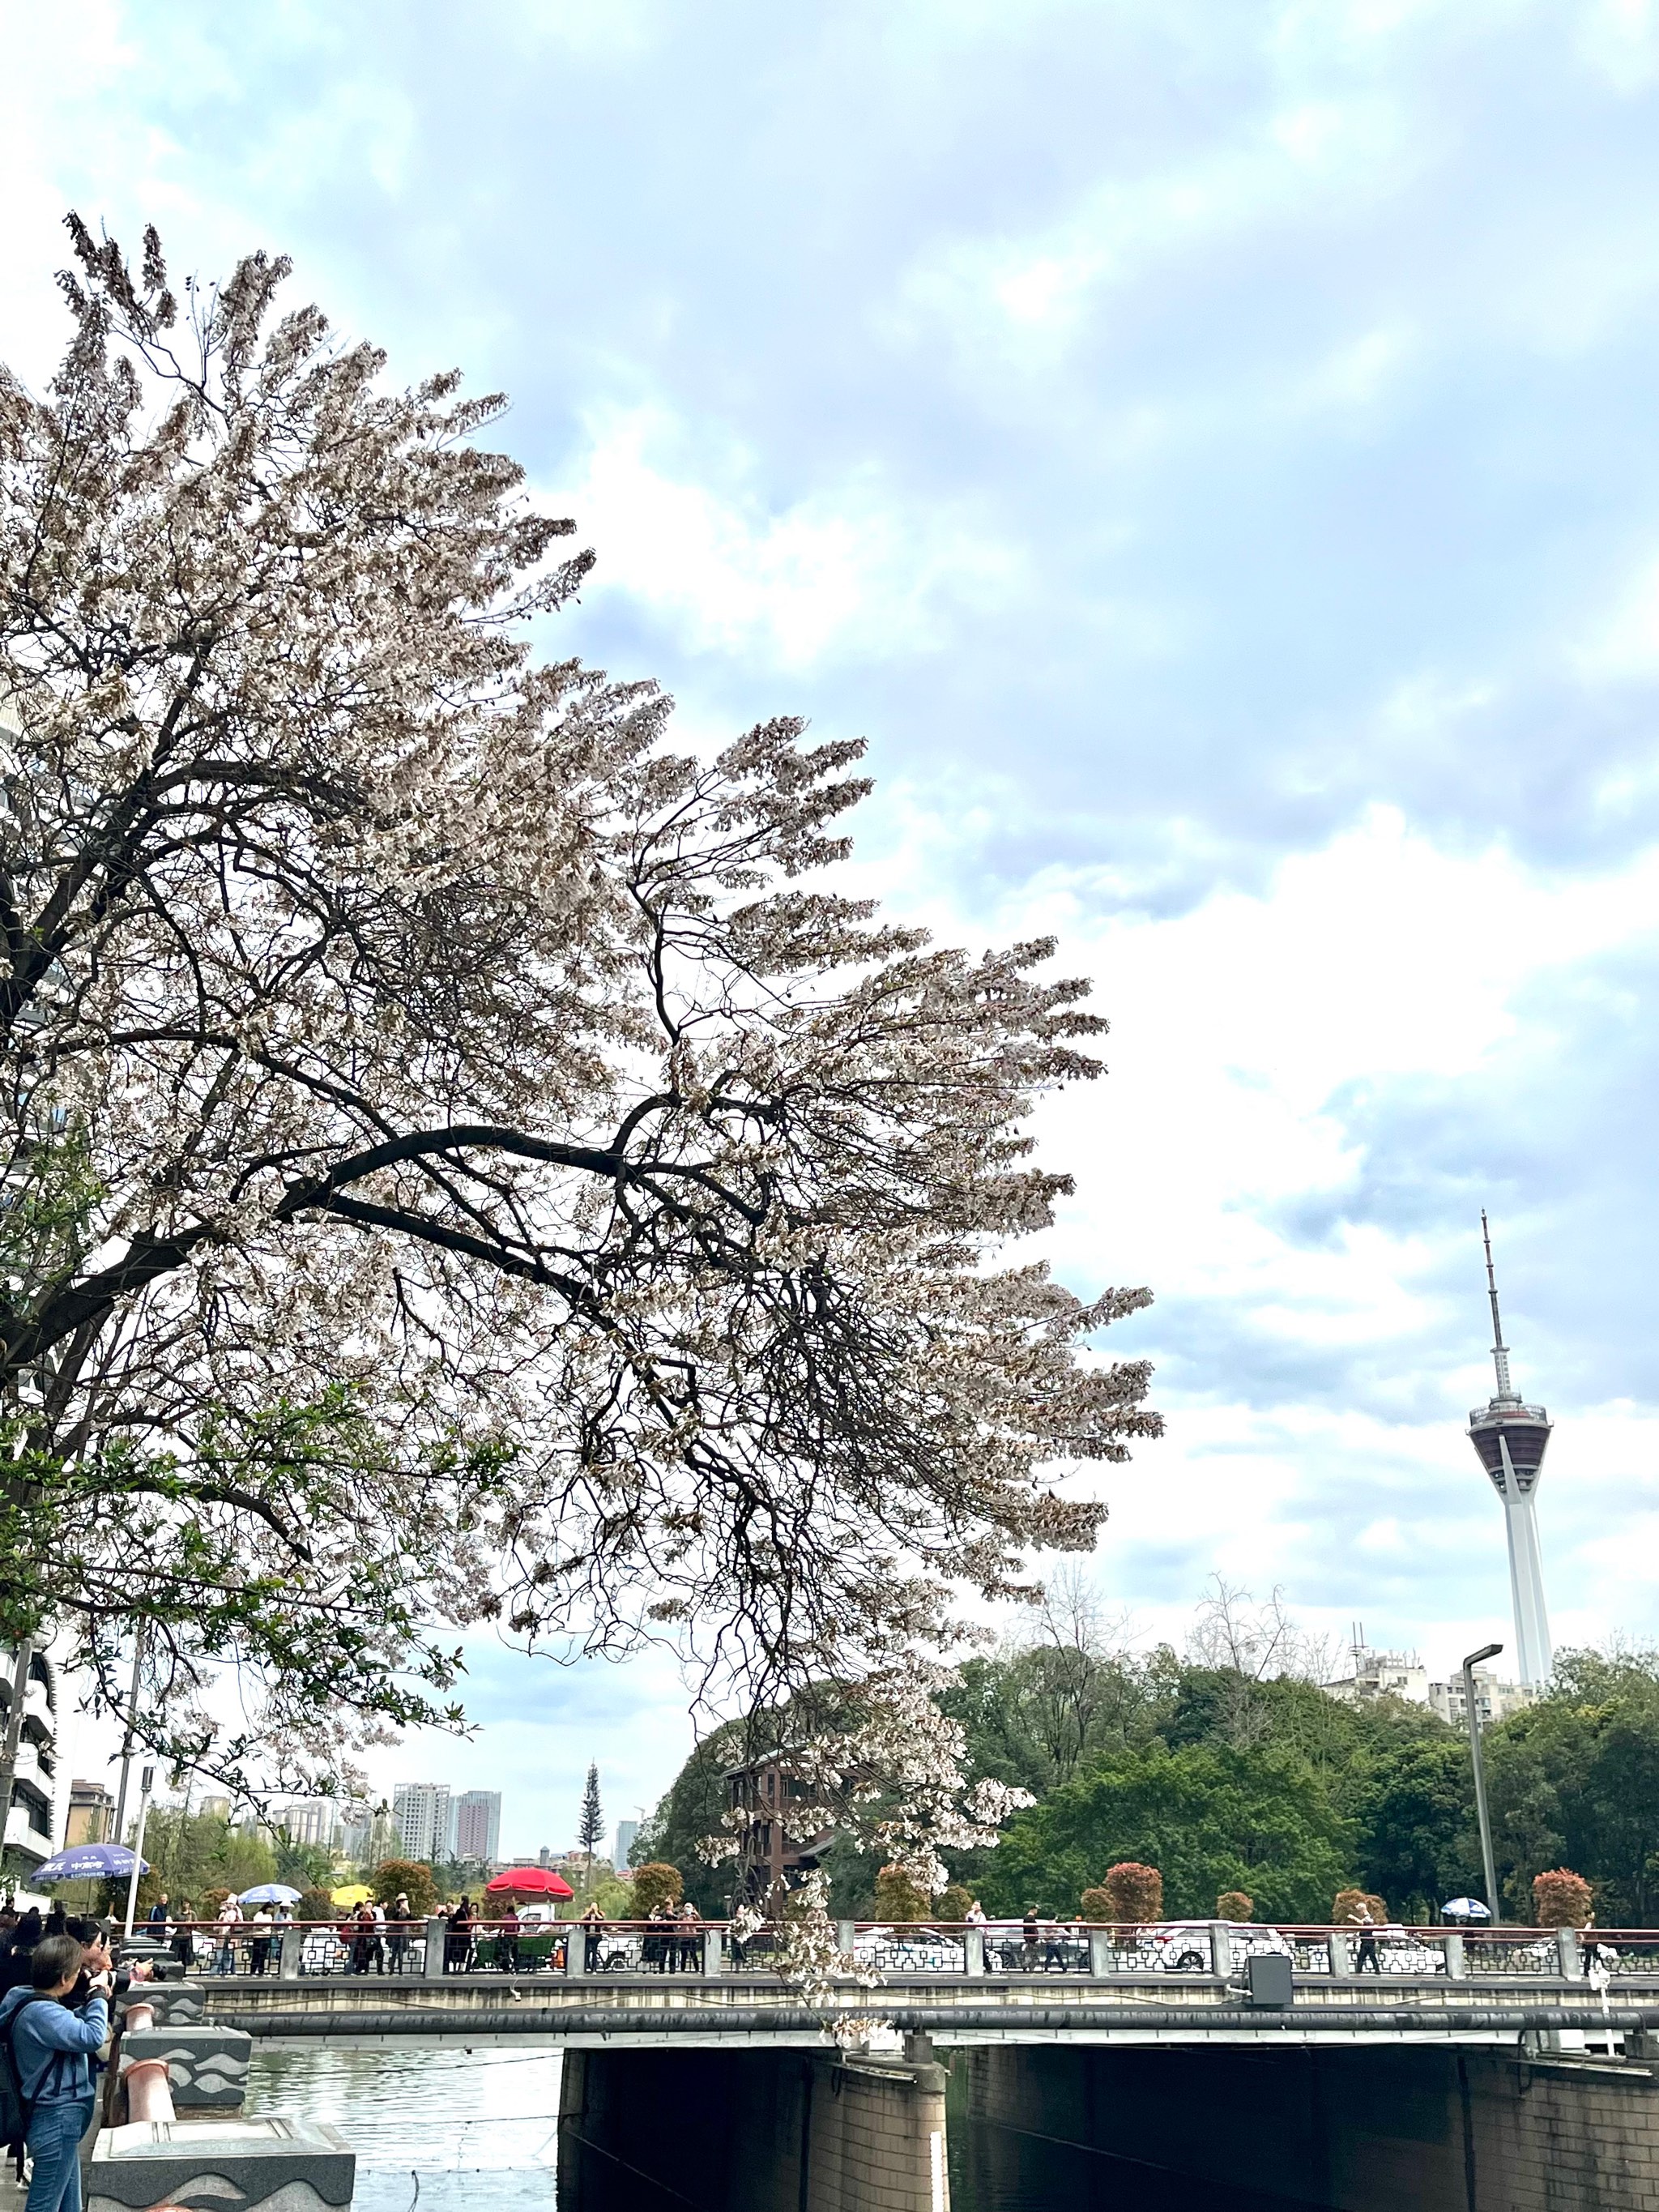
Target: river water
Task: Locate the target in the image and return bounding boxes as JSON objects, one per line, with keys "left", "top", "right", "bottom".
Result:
{"left": 248, "top": 2046, "right": 1311, "bottom": 2210}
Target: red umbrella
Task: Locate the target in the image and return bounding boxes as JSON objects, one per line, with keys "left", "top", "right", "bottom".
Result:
{"left": 484, "top": 1866, "right": 575, "bottom": 1900}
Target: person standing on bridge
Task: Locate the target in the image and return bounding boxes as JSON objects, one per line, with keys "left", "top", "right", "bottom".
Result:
{"left": 214, "top": 1894, "right": 241, "bottom": 1977}
{"left": 446, "top": 1897, "right": 475, "bottom": 1974}
{"left": 1021, "top": 1908, "right": 1040, "bottom": 1971}
{"left": 386, "top": 1894, "right": 412, "bottom": 1976}
{"left": 497, "top": 1904, "right": 520, "bottom": 1974}
{"left": 1348, "top": 1903, "right": 1380, "bottom": 1974}
{"left": 581, "top": 1898, "right": 604, "bottom": 1972}
{"left": 675, "top": 1900, "right": 702, "bottom": 1974}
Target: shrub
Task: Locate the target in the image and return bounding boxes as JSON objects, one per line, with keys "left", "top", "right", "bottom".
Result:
{"left": 874, "top": 1864, "right": 930, "bottom": 1921}
{"left": 1080, "top": 1885, "right": 1111, "bottom": 1920}
{"left": 631, "top": 1862, "right": 683, "bottom": 1917}
{"left": 1217, "top": 1890, "right": 1254, "bottom": 1921}
{"left": 935, "top": 1882, "right": 975, "bottom": 1923}
{"left": 1533, "top": 1868, "right": 1593, "bottom": 1928}
{"left": 297, "top": 1888, "right": 335, "bottom": 1924}
{"left": 1102, "top": 1862, "right": 1163, "bottom": 1926}
{"left": 1333, "top": 1886, "right": 1388, "bottom": 1924}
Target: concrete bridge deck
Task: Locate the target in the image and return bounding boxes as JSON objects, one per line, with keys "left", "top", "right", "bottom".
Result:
{"left": 197, "top": 1968, "right": 1659, "bottom": 2050}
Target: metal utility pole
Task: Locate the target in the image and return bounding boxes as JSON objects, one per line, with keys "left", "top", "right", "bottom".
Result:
{"left": 1463, "top": 1641, "right": 1503, "bottom": 1925}
{"left": 122, "top": 1765, "right": 155, "bottom": 1937}
{"left": 111, "top": 1622, "right": 147, "bottom": 1847}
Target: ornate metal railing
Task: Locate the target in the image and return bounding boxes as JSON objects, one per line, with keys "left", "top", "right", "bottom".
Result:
{"left": 120, "top": 1916, "right": 1659, "bottom": 1984}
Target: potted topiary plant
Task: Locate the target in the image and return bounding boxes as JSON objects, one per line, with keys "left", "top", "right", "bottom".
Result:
{"left": 1533, "top": 1868, "right": 1593, "bottom": 1928}
{"left": 1102, "top": 1862, "right": 1163, "bottom": 1928}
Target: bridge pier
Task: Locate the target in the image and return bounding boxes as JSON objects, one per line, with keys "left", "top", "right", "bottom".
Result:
{"left": 556, "top": 2044, "right": 949, "bottom": 2210}
{"left": 957, "top": 2041, "right": 1659, "bottom": 2210}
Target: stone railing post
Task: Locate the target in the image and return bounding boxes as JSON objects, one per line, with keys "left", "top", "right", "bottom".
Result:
{"left": 565, "top": 1919, "right": 586, "bottom": 1979}
{"left": 1444, "top": 1932, "right": 1465, "bottom": 1979}
{"left": 1088, "top": 1929, "right": 1111, "bottom": 1978}
{"left": 424, "top": 1917, "right": 447, "bottom": 1980}
{"left": 277, "top": 1928, "right": 301, "bottom": 1982}
{"left": 1327, "top": 1930, "right": 1351, "bottom": 1975}
{"left": 1209, "top": 1922, "right": 1232, "bottom": 1978}
{"left": 964, "top": 1928, "right": 984, "bottom": 1977}
{"left": 1557, "top": 1926, "right": 1581, "bottom": 1979}
{"left": 703, "top": 1926, "right": 724, "bottom": 1977}
{"left": 837, "top": 1919, "right": 857, "bottom": 1962}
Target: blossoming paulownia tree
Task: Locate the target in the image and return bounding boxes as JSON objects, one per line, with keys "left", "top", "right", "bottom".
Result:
{"left": 0, "top": 221, "right": 1159, "bottom": 1869}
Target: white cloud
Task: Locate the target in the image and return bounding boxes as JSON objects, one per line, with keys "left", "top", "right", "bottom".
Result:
{"left": 889, "top": 87, "right": 1417, "bottom": 382}
{"left": 1575, "top": 550, "right": 1659, "bottom": 678}
{"left": 1577, "top": 0, "right": 1659, "bottom": 91}
{"left": 846, "top": 791, "right": 1659, "bottom": 1662}
{"left": 552, "top": 406, "right": 1024, "bottom": 669}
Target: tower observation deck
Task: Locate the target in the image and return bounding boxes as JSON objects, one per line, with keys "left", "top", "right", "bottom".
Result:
{"left": 1466, "top": 1212, "right": 1553, "bottom": 1688}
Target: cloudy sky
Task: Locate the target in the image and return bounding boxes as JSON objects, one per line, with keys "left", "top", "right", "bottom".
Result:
{"left": 14, "top": 0, "right": 1659, "bottom": 1860}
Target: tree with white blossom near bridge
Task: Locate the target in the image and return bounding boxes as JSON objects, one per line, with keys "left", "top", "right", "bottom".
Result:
{"left": 0, "top": 220, "right": 1158, "bottom": 1897}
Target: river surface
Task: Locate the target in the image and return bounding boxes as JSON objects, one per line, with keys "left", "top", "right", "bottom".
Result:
{"left": 248, "top": 2046, "right": 1315, "bottom": 2210}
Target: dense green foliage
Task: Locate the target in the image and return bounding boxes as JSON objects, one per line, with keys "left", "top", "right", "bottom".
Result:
{"left": 1484, "top": 1649, "right": 1659, "bottom": 1923}
{"left": 643, "top": 1628, "right": 1659, "bottom": 1925}
{"left": 980, "top": 1743, "right": 1353, "bottom": 1919}
{"left": 959, "top": 1642, "right": 1659, "bottom": 1924}
{"left": 632, "top": 1719, "right": 748, "bottom": 1915}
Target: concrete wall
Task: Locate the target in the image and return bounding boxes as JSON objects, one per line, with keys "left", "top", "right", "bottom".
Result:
{"left": 959, "top": 2042, "right": 1659, "bottom": 2211}
{"left": 556, "top": 2046, "right": 948, "bottom": 2212}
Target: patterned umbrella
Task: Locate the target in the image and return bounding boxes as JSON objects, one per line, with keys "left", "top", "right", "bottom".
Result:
{"left": 32, "top": 1842, "right": 149, "bottom": 1881}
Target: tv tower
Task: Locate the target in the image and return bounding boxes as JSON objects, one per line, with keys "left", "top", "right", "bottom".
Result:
{"left": 1466, "top": 1213, "right": 1553, "bottom": 1688}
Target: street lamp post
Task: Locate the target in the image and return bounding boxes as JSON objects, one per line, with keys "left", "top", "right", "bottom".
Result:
{"left": 1462, "top": 1642, "right": 1503, "bottom": 1927}
{"left": 122, "top": 1765, "right": 156, "bottom": 1938}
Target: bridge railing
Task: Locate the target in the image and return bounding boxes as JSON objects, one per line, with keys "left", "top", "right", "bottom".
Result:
{"left": 129, "top": 1919, "right": 436, "bottom": 1979}
{"left": 134, "top": 1915, "right": 1659, "bottom": 1984}
{"left": 1583, "top": 1932, "right": 1659, "bottom": 1977}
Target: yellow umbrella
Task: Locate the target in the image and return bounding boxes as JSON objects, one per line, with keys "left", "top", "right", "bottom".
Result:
{"left": 330, "top": 1883, "right": 373, "bottom": 1907}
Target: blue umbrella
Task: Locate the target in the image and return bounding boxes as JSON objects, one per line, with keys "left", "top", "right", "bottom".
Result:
{"left": 1441, "top": 1897, "right": 1492, "bottom": 1922}
{"left": 237, "top": 1883, "right": 301, "bottom": 1906}
{"left": 32, "top": 1842, "right": 149, "bottom": 1882}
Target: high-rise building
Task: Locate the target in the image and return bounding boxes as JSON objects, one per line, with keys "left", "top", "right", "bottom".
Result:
{"left": 66, "top": 1779, "right": 113, "bottom": 1847}
{"left": 1428, "top": 1668, "right": 1535, "bottom": 1731}
{"left": 453, "top": 1790, "right": 501, "bottom": 1863}
{"left": 614, "top": 1819, "right": 638, "bottom": 1868}
{"left": 1467, "top": 1215, "right": 1553, "bottom": 1689}
{"left": 274, "top": 1799, "right": 338, "bottom": 1850}
{"left": 393, "top": 1783, "right": 453, "bottom": 1863}
{"left": 1, "top": 1646, "right": 61, "bottom": 1882}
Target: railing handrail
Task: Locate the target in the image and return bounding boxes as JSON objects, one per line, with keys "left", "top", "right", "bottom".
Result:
{"left": 117, "top": 1913, "right": 1659, "bottom": 1939}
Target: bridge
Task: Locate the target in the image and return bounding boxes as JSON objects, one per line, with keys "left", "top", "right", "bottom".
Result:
{"left": 130, "top": 1920, "right": 1659, "bottom": 2209}
{"left": 179, "top": 1913, "right": 1659, "bottom": 2048}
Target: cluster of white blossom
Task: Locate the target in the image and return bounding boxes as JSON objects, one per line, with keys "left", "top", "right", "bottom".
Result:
{"left": 0, "top": 224, "right": 1158, "bottom": 1817}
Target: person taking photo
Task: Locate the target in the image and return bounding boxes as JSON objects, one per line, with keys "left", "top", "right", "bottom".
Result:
{"left": 0, "top": 1933, "right": 112, "bottom": 2212}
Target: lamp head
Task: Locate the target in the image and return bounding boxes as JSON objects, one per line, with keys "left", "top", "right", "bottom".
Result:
{"left": 1462, "top": 1642, "right": 1503, "bottom": 1671}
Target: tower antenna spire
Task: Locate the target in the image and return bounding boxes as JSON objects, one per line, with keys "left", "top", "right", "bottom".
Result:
{"left": 1482, "top": 1209, "right": 1513, "bottom": 1399}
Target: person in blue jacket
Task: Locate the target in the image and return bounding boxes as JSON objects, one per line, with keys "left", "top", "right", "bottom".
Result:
{"left": 0, "top": 1933, "right": 111, "bottom": 2212}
